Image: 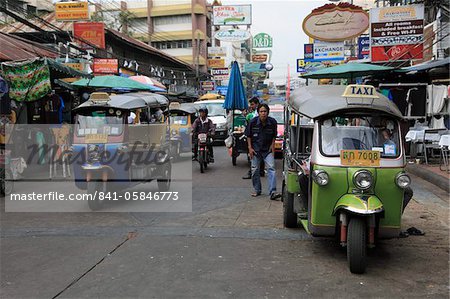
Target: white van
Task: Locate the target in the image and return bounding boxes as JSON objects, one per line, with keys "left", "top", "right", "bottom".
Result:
{"left": 193, "top": 99, "right": 228, "bottom": 142}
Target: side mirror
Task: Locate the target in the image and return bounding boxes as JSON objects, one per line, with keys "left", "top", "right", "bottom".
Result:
{"left": 306, "top": 146, "right": 311, "bottom": 154}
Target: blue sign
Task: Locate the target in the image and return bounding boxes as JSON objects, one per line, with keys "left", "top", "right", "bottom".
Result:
{"left": 216, "top": 86, "right": 228, "bottom": 96}
{"left": 304, "top": 44, "right": 314, "bottom": 62}
{"left": 358, "top": 36, "right": 370, "bottom": 59}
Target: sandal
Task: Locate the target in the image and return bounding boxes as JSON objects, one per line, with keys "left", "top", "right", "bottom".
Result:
{"left": 251, "top": 192, "right": 261, "bottom": 197}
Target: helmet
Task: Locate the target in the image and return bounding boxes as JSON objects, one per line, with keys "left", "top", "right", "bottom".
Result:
{"left": 198, "top": 106, "right": 208, "bottom": 115}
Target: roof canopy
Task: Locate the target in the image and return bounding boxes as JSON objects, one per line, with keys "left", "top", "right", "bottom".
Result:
{"left": 74, "top": 92, "right": 169, "bottom": 111}
{"left": 289, "top": 85, "right": 403, "bottom": 119}
{"left": 301, "top": 63, "right": 395, "bottom": 80}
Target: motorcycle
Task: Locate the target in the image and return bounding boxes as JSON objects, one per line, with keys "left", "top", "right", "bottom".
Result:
{"left": 196, "top": 133, "right": 212, "bottom": 173}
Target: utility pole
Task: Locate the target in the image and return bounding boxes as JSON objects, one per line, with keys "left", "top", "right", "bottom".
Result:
{"left": 196, "top": 32, "right": 200, "bottom": 90}
{"left": 147, "top": 0, "right": 153, "bottom": 44}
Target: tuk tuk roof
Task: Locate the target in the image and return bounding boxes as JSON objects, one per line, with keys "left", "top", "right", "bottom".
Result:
{"left": 289, "top": 85, "right": 403, "bottom": 119}
{"left": 167, "top": 102, "right": 197, "bottom": 114}
{"left": 74, "top": 92, "right": 169, "bottom": 111}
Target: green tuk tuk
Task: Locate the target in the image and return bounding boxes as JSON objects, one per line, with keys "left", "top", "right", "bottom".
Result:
{"left": 283, "top": 85, "right": 413, "bottom": 274}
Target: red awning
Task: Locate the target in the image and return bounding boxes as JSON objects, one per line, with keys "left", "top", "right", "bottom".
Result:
{"left": 0, "top": 32, "right": 58, "bottom": 61}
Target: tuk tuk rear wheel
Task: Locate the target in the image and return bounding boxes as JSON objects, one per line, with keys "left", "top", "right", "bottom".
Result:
{"left": 87, "top": 181, "right": 105, "bottom": 211}
{"left": 283, "top": 183, "right": 298, "bottom": 228}
{"left": 347, "top": 217, "right": 367, "bottom": 274}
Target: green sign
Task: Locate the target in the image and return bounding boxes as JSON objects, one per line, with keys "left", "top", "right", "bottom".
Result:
{"left": 253, "top": 33, "right": 273, "bottom": 48}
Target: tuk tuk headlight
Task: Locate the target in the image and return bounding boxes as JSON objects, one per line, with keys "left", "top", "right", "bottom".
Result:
{"left": 312, "top": 170, "right": 329, "bottom": 186}
{"left": 353, "top": 170, "right": 373, "bottom": 190}
{"left": 395, "top": 173, "right": 411, "bottom": 189}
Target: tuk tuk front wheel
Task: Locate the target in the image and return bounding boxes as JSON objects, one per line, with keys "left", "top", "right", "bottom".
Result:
{"left": 347, "top": 217, "right": 367, "bottom": 274}
{"left": 283, "top": 182, "right": 298, "bottom": 228}
{"left": 87, "top": 181, "right": 106, "bottom": 211}
{"left": 157, "top": 163, "right": 171, "bottom": 192}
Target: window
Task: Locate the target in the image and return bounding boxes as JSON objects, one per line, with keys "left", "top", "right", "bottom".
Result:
{"left": 151, "top": 40, "right": 193, "bottom": 50}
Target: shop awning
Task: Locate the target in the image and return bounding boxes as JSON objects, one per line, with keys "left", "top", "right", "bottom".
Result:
{"left": 302, "top": 63, "right": 395, "bottom": 80}
{"left": 46, "top": 58, "right": 92, "bottom": 79}
{"left": 401, "top": 57, "right": 450, "bottom": 72}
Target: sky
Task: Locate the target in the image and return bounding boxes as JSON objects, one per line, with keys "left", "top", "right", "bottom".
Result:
{"left": 220, "top": 0, "right": 329, "bottom": 84}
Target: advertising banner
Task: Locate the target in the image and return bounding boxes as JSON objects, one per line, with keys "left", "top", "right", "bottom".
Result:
{"left": 243, "top": 63, "right": 266, "bottom": 73}
{"left": 213, "top": 5, "right": 252, "bottom": 26}
{"left": 55, "top": 1, "right": 89, "bottom": 21}
{"left": 303, "top": 3, "right": 369, "bottom": 42}
{"left": 214, "top": 29, "right": 251, "bottom": 42}
{"left": 370, "top": 4, "right": 424, "bottom": 62}
{"left": 93, "top": 59, "right": 118, "bottom": 74}
{"left": 304, "top": 44, "right": 314, "bottom": 61}
{"left": 216, "top": 86, "right": 228, "bottom": 96}
{"left": 73, "top": 22, "right": 105, "bottom": 49}
{"left": 200, "top": 81, "right": 215, "bottom": 91}
{"left": 207, "top": 59, "right": 225, "bottom": 69}
{"left": 253, "top": 33, "right": 273, "bottom": 48}
{"left": 252, "top": 52, "right": 271, "bottom": 63}
{"left": 313, "top": 41, "right": 344, "bottom": 61}
{"left": 358, "top": 36, "right": 370, "bottom": 59}
{"left": 211, "top": 68, "right": 229, "bottom": 81}
{"left": 208, "top": 47, "right": 227, "bottom": 57}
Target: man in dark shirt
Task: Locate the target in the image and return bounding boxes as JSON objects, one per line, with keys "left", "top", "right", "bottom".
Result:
{"left": 245, "top": 103, "right": 281, "bottom": 200}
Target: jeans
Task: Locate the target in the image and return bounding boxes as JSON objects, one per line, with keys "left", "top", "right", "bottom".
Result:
{"left": 251, "top": 152, "right": 276, "bottom": 195}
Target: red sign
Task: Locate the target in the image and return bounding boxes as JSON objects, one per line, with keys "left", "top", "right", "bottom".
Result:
{"left": 93, "top": 59, "right": 118, "bottom": 74}
{"left": 73, "top": 22, "right": 105, "bottom": 49}
{"left": 371, "top": 44, "right": 423, "bottom": 62}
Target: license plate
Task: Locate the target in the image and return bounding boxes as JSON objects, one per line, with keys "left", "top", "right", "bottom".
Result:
{"left": 340, "top": 150, "right": 380, "bottom": 167}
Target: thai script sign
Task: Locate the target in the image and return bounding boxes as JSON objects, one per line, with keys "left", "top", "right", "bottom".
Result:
{"left": 370, "top": 4, "right": 424, "bottom": 62}
{"left": 93, "top": 59, "right": 118, "bottom": 74}
{"left": 213, "top": 5, "right": 252, "bottom": 26}
{"left": 253, "top": 33, "right": 273, "bottom": 48}
{"left": 73, "top": 22, "right": 105, "bottom": 49}
{"left": 207, "top": 59, "right": 225, "bottom": 69}
{"left": 55, "top": 1, "right": 89, "bottom": 21}
{"left": 358, "top": 36, "right": 370, "bottom": 59}
{"left": 303, "top": 3, "right": 369, "bottom": 42}
{"left": 214, "top": 29, "right": 251, "bottom": 42}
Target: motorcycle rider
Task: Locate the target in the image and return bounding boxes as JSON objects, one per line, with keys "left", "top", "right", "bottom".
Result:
{"left": 192, "top": 106, "right": 215, "bottom": 162}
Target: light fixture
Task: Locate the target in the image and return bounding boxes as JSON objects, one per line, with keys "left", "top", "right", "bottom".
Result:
{"left": 123, "top": 60, "right": 129, "bottom": 67}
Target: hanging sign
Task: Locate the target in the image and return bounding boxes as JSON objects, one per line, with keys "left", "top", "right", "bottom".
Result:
{"left": 207, "top": 59, "right": 225, "bottom": 69}
{"left": 303, "top": 3, "right": 369, "bottom": 42}
{"left": 200, "top": 81, "right": 215, "bottom": 91}
{"left": 304, "top": 44, "right": 314, "bottom": 61}
{"left": 370, "top": 4, "right": 424, "bottom": 62}
{"left": 211, "top": 68, "right": 229, "bottom": 81}
{"left": 208, "top": 47, "right": 227, "bottom": 57}
{"left": 213, "top": 5, "right": 252, "bottom": 26}
{"left": 358, "top": 36, "right": 370, "bottom": 59}
{"left": 214, "top": 29, "right": 251, "bottom": 42}
{"left": 55, "top": 1, "right": 89, "bottom": 21}
{"left": 313, "top": 41, "right": 344, "bottom": 61}
{"left": 93, "top": 59, "right": 118, "bottom": 74}
{"left": 73, "top": 22, "right": 105, "bottom": 49}
{"left": 253, "top": 33, "right": 273, "bottom": 48}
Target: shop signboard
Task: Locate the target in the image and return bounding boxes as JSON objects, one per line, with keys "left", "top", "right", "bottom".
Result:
{"left": 216, "top": 86, "right": 228, "bottom": 96}
{"left": 214, "top": 29, "right": 251, "bottom": 42}
{"left": 358, "top": 36, "right": 370, "bottom": 59}
{"left": 207, "top": 58, "right": 225, "bottom": 69}
{"left": 303, "top": 3, "right": 369, "bottom": 42}
{"left": 370, "top": 4, "right": 424, "bottom": 62}
{"left": 213, "top": 5, "right": 252, "bottom": 26}
{"left": 253, "top": 33, "right": 273, "bottom": 48}
{"left": 55, "top": 1, "right": 89, "bottom": 21}
{"left": 211, "top": 68, "right": 229, "bottom": 81}
{"left": 200, "top": 81, "right": 215, "bottom": 91}
{"left": 93, "top": 59, "right": 118, "bottom": 74}
{"left": 252, "top": 52, "right": 271, "bottom": 63}
{"left": 313, "top": 40, "right": 344, "bottom": 61}
{"left": 304, "top": 44, "right": 314, "bottom": 61}
{"left": 73, "top": 22, "right": 105, "bottom": 49}
{"left": 243, "top": 63, "right": 266, "bottom": 73}
{"left": 208, "top": 47, "right": 227, "bottom": 57}
{"left": 297, "top": 59, "right": 306, "bottom": 73}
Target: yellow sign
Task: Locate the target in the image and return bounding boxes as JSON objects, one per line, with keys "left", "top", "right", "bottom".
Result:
{"left": 63, "top": 63, "right": 83, "bottom": 71}
{"left": 342, "top": 85, "right": 379, "bottom": 99}
{"left": 55, "top": 1, "right": 89, "bottom": 21}
{"left": 207, "top": 59, "right": 225, "bottom": 69}
{"left": 340, "top": 150, "right": 380, "bottom": 167}
{"left": 85, "top": 134, "right": 108, "bottom": 144}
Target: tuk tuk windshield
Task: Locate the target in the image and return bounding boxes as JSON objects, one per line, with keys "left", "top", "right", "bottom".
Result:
{"left": 76, "top": 111, "right": 124, "bottom": 136}
{"left": 320, "top": 116, "right": 400, "bottom": 158}
{"left": 170, "top": 115, "right": 188, "bottom": 125}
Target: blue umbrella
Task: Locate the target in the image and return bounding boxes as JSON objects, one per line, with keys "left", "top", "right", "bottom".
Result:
{"left": 223, "top": 61, "right": 248, "bottom": 110}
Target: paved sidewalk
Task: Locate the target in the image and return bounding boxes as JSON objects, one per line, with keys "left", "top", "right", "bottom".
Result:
{"left": 406, "top": 163, "right": 449, "bottom": 193}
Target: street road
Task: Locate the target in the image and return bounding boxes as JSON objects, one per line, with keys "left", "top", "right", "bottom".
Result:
{"left": 1, "top": 145, "right": 449, "bottom": 298}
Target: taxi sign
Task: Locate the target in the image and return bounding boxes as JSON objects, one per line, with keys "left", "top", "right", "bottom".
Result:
{"left": 342, "top": 85, "right": 379, "bottom": 99}
{"left": 89, "top": 92, "right": 110, "bottom": 103}
{"left": 340, "top": 150, "right": 380, "bottom": 167}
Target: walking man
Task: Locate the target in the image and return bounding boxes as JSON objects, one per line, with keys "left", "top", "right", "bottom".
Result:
{"left": 245, "top": 103, "right": 281, "bottom": 200}
{"left": 242, "top": 97, "right": 264, "bottom": 179}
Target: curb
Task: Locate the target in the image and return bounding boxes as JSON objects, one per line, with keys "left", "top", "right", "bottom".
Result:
{"left": 406, "top": 164, "right": 449, "bottom": 193}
